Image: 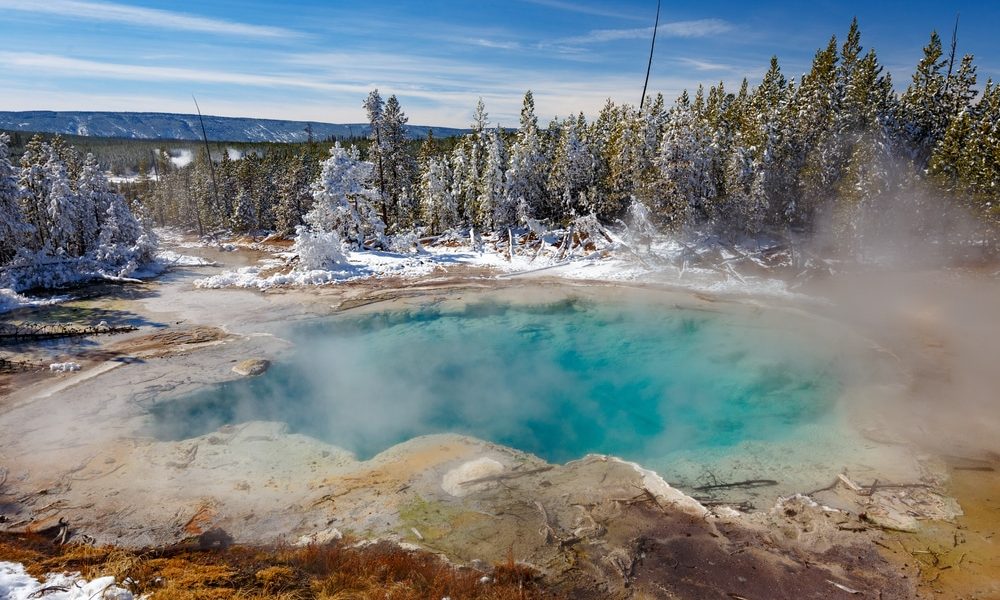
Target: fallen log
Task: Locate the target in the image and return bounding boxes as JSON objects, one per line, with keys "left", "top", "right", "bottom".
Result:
{"left": 0, "top": 323, "right": 138, "bottom": 344}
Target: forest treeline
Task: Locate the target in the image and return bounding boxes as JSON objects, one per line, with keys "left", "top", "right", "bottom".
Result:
{"left": 18, "top": 20, "right": 1000, "bottom": 266}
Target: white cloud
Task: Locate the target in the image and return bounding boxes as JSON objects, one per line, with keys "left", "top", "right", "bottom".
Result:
{"left": 0, "top": 53, "right": 360, "bottom": 93}
{"left": 0, "top": 0, "right": 301, "bottom": 39}
{"left": 677, "top": 57, "right": 737, "bottom": 72}
{"left": 556, "top": 19, "right": 734, "bottom": 45}
{"left": 515, "top": 0, "right": 645, "bottom": 20}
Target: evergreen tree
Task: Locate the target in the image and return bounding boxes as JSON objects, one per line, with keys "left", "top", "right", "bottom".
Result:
{"left": 275, "top": 152, "right": 313, "bottom": 236}
{"left": 44, "top": 149, "right": 80, "bottom": 256}
{"left": 480, "top": 126, "right": 510, "bottom": 228}
{"left": 420, "top": 157, "right": 457, "bottom": 232}
{"left": 18, "top": 135, "right": 49, "bottom": 249}
{"left": 306, "top": 143, "right": 385, "bottom": 248}
{"left": 900, "top": 32, "right": 950, "bottom": 166}
{"left": 363, "top": 89, "right": 389, "bottom": 223}
{"left": 382, "top": 95, "right": 415, "bottom": 227}
{"left": 0, "top": 133, "right": 27, "bottom": 264}
{"left": 505, "top": 91, "right": 547, "bottom": 221}
{"left": 77, "top": 153, "right": 111, "bottom": 255}
{"left": 547, "top": 116, "right": 595, "bottom": 218}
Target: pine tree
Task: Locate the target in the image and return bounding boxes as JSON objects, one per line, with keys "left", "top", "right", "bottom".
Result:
{"left": 306, "top": 143, "right": 384, "bottom": 248}
{"left": 900, "top": 32, "right": 949, "bottom": 166}
{"left": 18, "top": 135, "right": 49, "bottom": 249}
{"left": 275, "top": 152, "right": 313, "bottom": 236}
{"left": 505, "top": 91, "right": 548, "bottom": 222}
{"left": 76, "top": 153, "right": 110, "bottom": 255}
{"left": 480, "top": 126, "right": 510, "bottom": 228}
{"left": 651, "top": 92, "right": 717, "bottom": 227}
{"left": 363, "top": 89, "right": 389, "bottom": 223}
{"left": 420, "top": 157, "right": 457, "bottom": 232}
{"left": 547, "top": 116, "right": 595, "bottom": 218}
{"left": 44, "top": 149, "right": 80, "bottom": 256}
{"left": 382, "top": 95, "right": 415, "bottom": 227}
{"left": 0, "top": 133, "right": 27, "bottom": 264}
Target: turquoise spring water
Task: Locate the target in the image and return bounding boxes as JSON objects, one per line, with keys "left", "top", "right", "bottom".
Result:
{"left": 151, "top": 298, "right": 843, "bottom": 464}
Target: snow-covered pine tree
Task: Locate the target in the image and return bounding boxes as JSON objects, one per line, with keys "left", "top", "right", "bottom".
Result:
{"left": 420, "top": 156, "right": 457, "bottom": 233}
{"left": 791, "top": 36, "right": 840, "bottom": 226}
{"left": 363, "top": 89, "right": 389, "bottom": 224}
{"left": 382, "top": 95, "right": 415, "bottom": 227}
{"left": 230, "top": 188, "right": 256, "bottom": 233}
{"left": 76, "top": 153, "right": 110, "bottom": 255}
{"left": 448, "top": 143, "right": 471, "bottom": 225}
{"left": 305, "top": 143, "right": 385, "bottom": 249}
{"left": 0, "top": 133, "right": 28, "bottom": 265}
{"left": 96, "top": 194, "right": 155, "bottom": 269}
{"left": 461, "top": 98, "right": 490, "bottom": 227}
{"left": 900, "top": 32, "right": 950, "bottom": 167}
{"left": 650, "top": 92, "right": 717, "bottom": 228}
{"left": 482, "top": 127, "right": 511, "bottom": 229}
{"left": 44, "top": 148, "right": 81, "bottom": 257}
{"left": 275, "top": 152, "right": 313, "bottom": 237}
{"left": 18, "top": 135, "right": 49, "bottom": 250}
{"left": 505, "top": 91, "right": 548, "bottom": 222}
{"left": 547, "top": 115, "right": 595, "bottom": 219}
{"left": 603, "top": 104, "right": 644, "bottom": 220}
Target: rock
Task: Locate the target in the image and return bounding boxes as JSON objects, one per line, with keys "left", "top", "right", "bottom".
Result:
{"left": 233, "top": 358, "right": 270, "bottom": 377}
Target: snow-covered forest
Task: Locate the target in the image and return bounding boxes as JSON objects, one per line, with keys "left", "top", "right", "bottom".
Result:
{"left": 135, "top": 22, "right": 998, "bottom": 263}
{"left": 2, "top": 21, "right": 998, "bottom": 295}
{"left": 0, "top": 132, "right": 156, "bottom": 291}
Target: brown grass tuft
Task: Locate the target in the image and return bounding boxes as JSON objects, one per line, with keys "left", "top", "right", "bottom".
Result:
{"left": 0, "top": 533, "right": 559, "bottom": 599}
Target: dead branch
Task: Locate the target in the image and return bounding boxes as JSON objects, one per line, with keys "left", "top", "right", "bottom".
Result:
{"left": 459, "top": 466, "right": 553, "bottom": 487}
{"left": 693, "top": 479, "right": 778, "bottom": 492}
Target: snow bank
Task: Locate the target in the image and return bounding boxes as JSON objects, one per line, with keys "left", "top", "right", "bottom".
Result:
{"left": 195, "top": 249, "right": 441, "bottom": 289}
{"left": 155, "top": 250, "right": 215, "bottom": 267}
{"left": 0, "top": 562, "right": 134, "bottom": 600}
{"left": 193, "top": 224, "right": 804, "bottom": 300}
{"left": 49, "top": 362, "right": 82, "bottom": 372}
{"left": 0, "top": 288, "right": 69, "bottom": 314}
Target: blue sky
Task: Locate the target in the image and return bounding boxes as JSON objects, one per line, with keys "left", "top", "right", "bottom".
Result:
{"left": 1, "top": 0, "right": 998, "bottom": 128}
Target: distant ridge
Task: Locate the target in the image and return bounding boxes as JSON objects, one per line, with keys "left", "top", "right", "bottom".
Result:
{"left": 0, "top": 110, "right": 468, "bottom": 143}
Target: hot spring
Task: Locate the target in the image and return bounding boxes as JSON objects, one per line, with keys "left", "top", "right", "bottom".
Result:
{"left": 151, "top": 292, "right": 891, "bottom": 481}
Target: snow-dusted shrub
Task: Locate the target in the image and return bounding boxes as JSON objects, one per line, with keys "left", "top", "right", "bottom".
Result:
{"left": 293, "top": 225, "right": 347, "bottom": 271}
{"left": 387, "top": 230, "right": 423, "bottom": 254}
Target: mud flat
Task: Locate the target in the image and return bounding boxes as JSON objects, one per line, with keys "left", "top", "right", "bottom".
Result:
{"left": 1, "top": 246, "right": 997, "bottom": 598}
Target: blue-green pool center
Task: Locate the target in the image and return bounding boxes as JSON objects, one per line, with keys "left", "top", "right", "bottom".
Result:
{"left": 151, "top": 298, "right": 845, "bottom": 465}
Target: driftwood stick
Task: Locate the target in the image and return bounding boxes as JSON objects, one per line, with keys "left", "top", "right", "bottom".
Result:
{"left": 459, "top": 466, "right": 553, "bottom": 487}
{"left": 693, "top": 479, "right": 778, "bottom": 492}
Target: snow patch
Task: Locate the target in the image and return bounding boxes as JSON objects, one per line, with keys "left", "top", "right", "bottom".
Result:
{"left": 0, "top": 562, "right": 134, "bottom": 600}
{"left": 49, "top": 362, "right": 81, "bottom": 372}
{"left": 0, "top": 288, "right": 67, "bottom": 314}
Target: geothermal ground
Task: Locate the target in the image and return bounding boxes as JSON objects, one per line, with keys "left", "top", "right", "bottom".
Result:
{"left": 1, "top": 237, "right": 998, "bottom": 599}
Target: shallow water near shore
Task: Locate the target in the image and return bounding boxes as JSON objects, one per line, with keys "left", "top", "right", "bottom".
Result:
{"left": 149, "top": 296, "right": 883, "bottom": 475}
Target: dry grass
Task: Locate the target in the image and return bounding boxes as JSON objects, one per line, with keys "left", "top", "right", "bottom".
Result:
{"left": 0, "top": 533, "right": 560, "bottom": 599}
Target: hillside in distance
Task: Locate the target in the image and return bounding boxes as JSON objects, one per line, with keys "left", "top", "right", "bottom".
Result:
{"left": 0, "top": 110, "right": 467, "bottom": 142}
